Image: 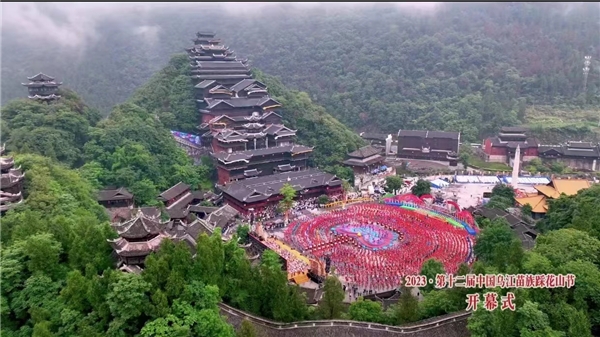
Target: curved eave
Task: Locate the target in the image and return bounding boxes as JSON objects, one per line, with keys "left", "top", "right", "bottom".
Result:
{"left": 218, "top": 158, "right": 250, "bottom": 165}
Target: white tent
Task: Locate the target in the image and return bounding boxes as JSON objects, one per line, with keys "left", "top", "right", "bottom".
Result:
{"left": 430, "top": 179, "right": 449, "bottom": 189}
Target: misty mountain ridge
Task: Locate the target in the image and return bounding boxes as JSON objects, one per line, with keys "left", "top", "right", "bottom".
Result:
{"left": 2, "top": 2, "right": 599, "bottom": 140}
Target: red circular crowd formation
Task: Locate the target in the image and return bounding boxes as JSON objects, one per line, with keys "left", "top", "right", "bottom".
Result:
{"left": 284, "top": 204, "right": 476, "bottom": 291}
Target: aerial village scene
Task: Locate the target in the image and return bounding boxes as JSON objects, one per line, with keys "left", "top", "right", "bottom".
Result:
{"left": 1, "top": 2, "right": 599, "bottom": 337}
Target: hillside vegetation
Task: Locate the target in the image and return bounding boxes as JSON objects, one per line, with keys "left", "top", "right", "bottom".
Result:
{"left": 128, "top": 54, "right": 364, "bottom": 176}
{"left": 2, "top": 3, "right": 599, "bottom": 141}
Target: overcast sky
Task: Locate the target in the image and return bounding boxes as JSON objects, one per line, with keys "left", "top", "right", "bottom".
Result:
{"left": 1, "top": 2, "right": 439, "bottom": 47}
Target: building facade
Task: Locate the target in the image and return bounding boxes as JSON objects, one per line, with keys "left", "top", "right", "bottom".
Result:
{"left": 538, "top": 141, "right": 599, "bottom": 171}
{"left": 343, "top": 145, "right": 385, "bottom": 176}
{"left": 185, "top": 31, "right": 320, "bottom": 186}
{"left": 219, "top": 169, "right": 343, "bottom": 214}
{"left": 397, "top": 130, "right": 460, "bottom": 165}
{"left": 0, "top": 145, "right": 24, "bottom": 213}
{"left": 22, "top": 73, "right": 62, "bottom": 102}
{"left": 483, "top": 127, "right": 539, "bottom": 164}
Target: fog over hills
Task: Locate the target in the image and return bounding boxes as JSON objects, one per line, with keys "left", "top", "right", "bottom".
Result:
{"left": 2, "top": 2, "right": 598, "bottom": 139}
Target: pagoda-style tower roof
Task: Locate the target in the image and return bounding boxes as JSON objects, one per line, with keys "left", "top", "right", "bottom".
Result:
{"left": 1, "top": 168, "right": 24, "bottom": 189}
{"left": 107, "top": 208, "right": 170, "bottom": 259}
{"left": 22, "top": 73, "right": 62, "bottom": 102}
{"left": 110, "top": 208, "right": 164, "bottom": 240}
{"left": 0, "top": 144, "right": 24, "bottom": 213}
{"left": 0, "top": 191, "right": 23, "bottom": 212}
{"left": 28, "top": 73, "right": 55, "bottom": 81}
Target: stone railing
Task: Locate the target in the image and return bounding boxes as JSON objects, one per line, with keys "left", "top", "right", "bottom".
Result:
{"left": 218, "top": 302, "right": 471, "bottom": 337}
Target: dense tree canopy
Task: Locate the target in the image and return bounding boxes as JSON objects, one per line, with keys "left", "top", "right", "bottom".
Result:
{"left": 3, "top": 3, "right": 598, "bottom": 141}
{"left": 0, "top": 89, "right": 101, "bottom": 167}
{"left": 80, "top": 101, "right": 213, "bottom": 205}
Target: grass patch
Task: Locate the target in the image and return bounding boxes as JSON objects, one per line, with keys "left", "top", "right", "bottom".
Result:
{"left": 469, "top": 157, "right": 511, "bottom": 171}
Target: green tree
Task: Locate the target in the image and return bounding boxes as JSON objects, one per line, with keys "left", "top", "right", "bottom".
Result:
{"left": 411, "top": 179, "right": 431, "bottom": 197}
{"left": 318, "top": 194, "right": 330, "bottom": 205}
{"left": 236, "top": 319, "right": 259, "bottom": 337}
{"left": 491, "top": 184, "right": 516, "bottom": 201}
{"left": 317, "top": 276, "right": 346, "bottom": 319}
{"left": 393, "top": 285, "right": 420, "bottom": 324}
{"left": 521, "top": 204, "right": 533, "bottom": 217}
{"left": 419, "top": 259, "right": 445, "bottom": 293}
{"left": 278, "top": 183, "right": 296, "bottom": 224}
{"left": 384, "top": 175, "right": 404, "bottom": 194}
{"left": 348, "top": 298, "right": 384, "bottom": 323}
{"left": 486, "top": 195, "right": 514, "bottom": 210}
{"left": 236, "top": 225, "right": 250, "bottom": 244}
{"left": 474, "top": 218, "right": 524, "bottom": 272}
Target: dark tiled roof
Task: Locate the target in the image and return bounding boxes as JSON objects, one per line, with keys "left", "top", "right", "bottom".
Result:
{"left": 348, "top": 145, "right": 382, "bottom": 159}
{"left": 539, "top": 143, "right": 600, "bottom": 158}
{"left": 188, "top": 205, "right": 219, "bottom": 214}
{"left": 264, "top": 124, "right": 296, "bottom": 136}
{"left": 489, "top": 137, "right": 538, "bottom": 149}
{"left": 398, "top": 130, "right": 460, "bottom": 140}
{"left": 166, "top": 207, "right": 189, "bottom": 219}
{"left": 98, "top": 187, "right": 133, "bottom": 202}
{"left": 195, "top": 61, "right": 248, "bottom": 69}
{"left": 212, "top": 145, "right": 313, "bottom": 164}
{"left": 192, "top": 74, "right": 252, "bottom": 80}
{"left": 474, "top": 207, "right": 532, "bottom": 228}
{"left": 1, "top": 169, "right": 24, "bottom": 188}
{"left": 244, "top": 169, "right": 261, "bottom": 177}
{"left": 220, "top": 168, "right": 341, "bottom": 203}
{"left": 109, "top": 207, "right": 160, "bottom": 223}
{"left": 567, "top": 141, "right": 594, "bottom": 149}
{"left": 277, "top": 164, "right": 295, "bottom": 172}
{"left": 207, "top": 204, "right": 239, "bottom": 229}
{"left": 27, "top": 73, "right": 55, "bottom": 81}
{"left": 360, "top": 132, "right": 389, "bottom": 141}
{"left": 343, "top": 156, "right": 385, "bottom": 167}
{"left": 192, "top": 190, "right": 218, "bottom": 201}
{"left": 501, "top": 126, "right": 528, "bottom": 133}
{"left": 158, "top": 182, "right": 191, "bottom": 201}
{"left": 231, "top": 79, "right": 266, "bottom": 92}
{"left": 204, "top": 97, "right": 280, "bottom": 109}
{"left": 227, "top": 111, "right": 282, "bottom": 122}
{"left": 111, "top": 209, "right": 164, "bottom": 240}
{"left": 194, "top": 80, "right": 216, "bottom": 89}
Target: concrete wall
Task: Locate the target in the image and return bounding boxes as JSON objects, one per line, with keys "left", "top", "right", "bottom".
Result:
{"left": 218, "top": 303, "right": 471, "bottom": 337}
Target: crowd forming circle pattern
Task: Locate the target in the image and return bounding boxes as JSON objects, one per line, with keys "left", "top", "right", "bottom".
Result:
{"left": 283, "top": 203, "right": 476, "bottom": 291}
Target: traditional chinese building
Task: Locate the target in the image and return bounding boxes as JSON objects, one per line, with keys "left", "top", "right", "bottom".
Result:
{"left": 483, "top": 127, "right": 539, "bottom": 165}
{"left": 219, "top": 168, "right": 343, "bottom": 214}
{"left": 360, "top": 133, "right": 390, "bottom": 147}
{"left": 397, "top": 130, "right": 460, "bottom": 165}
{"left": 108, "top": 208, "right": 171, "bottom": 266}
{"left": 343, "top": 145, "right": 385, "bottom": 175}
{"left": 185, "top": 31, "right": 317, "bottom": 186}
{"left": 0, "top": 145, "right": 24, "bottom": 213}
{"left": 158, "top": 182, "right": 223, "bottom": 221}
{"left": 538, "top": 141, "right": 599, "bottom": 171}
{"left": 108, "top": 207, "right": 212, "bottom": 269}
{"left": 515, "top": 178, "right": 591, "bottom": 219}
{"left": 22, "top": 73, "right": 62, "bottom": 102}
{"left": 212, "top": 145, "right": 313, "bottom": 185}
{"left": 186, "top": 31, "right": 251, "bottom": 86}
{"left": 97, "top": 187, "right": 134, "bottom": 209}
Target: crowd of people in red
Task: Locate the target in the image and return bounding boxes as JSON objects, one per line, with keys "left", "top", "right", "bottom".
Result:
{"left": 283, "top": 203, "right": 475, "bottom": 292}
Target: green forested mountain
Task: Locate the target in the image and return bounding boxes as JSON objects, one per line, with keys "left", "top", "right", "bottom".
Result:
{"left": 0, "top": 90, "right": 101, "bottom": 167}
{"left": 2, "top": 2, "right": 599, "bottom": 141}
{"left": 0, "top": 154, "right": 309, "bottom": 337}
{"left": 128, "top": 53, "right": 363, "bottom": 176}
